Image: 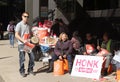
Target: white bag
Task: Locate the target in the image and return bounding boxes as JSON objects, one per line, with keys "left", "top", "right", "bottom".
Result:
{"left": 113, "top": 50, "right": 120, "bottom": 63}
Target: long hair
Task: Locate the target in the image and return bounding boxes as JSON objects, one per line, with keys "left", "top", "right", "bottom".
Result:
{"left": 59, "top": 32, "right": 68, "bottom": 41}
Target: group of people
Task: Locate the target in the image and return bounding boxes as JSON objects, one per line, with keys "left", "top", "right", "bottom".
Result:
{"left": 47, "top": 32, "right": 115, "bottom": 76}
{"left": 15, "top": 12, "right": 71, "bottom": 77}
{"left": 14, "top": 12, "right": 119, "bottom": 79}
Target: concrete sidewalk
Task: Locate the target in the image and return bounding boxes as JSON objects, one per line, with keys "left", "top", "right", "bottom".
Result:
{"left": 0, "top": 40, "right": 116, "bottom": 82}
{"left": 0, "top": 75, "right": 4, "bottom": 82}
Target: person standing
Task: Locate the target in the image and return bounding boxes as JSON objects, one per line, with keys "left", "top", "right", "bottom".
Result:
{"left": 7, "top": 21, "right": 15, "bottom": 48}
{"left": 15, "top": 12, "right": 35, "bottom": 77}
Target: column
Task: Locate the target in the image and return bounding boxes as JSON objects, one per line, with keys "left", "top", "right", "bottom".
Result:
{"left": 25, "top": 0, "right": 33, "bottom": 26}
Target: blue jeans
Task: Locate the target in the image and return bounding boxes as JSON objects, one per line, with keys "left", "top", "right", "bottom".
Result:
{"left": 18, "top": 45, "right": 35, "bottom": 73}
{"left": 9, "top": 33, "right": 14, "bottom": 46}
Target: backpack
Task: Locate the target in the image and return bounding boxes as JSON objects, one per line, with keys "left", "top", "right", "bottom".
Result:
{"left": 9, "top": 25, "right": 14, "bottom": 32}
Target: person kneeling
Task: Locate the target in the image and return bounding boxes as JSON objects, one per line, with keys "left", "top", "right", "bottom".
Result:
{"left": 47, "top": 32, "right": 73, "bottom": 74}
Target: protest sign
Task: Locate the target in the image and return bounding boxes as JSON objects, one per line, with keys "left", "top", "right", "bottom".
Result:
{"left": 71, "top": 55, "right": 103, "bottom": 79}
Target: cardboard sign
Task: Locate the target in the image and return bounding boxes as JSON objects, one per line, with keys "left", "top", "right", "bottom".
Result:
{"left": 71, "top": 55, "right": 103, "bottom": 79}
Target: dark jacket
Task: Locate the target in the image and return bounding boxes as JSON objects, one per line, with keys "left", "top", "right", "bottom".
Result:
{"left": 54, "top": 40, "right": 73, "bottom": 56}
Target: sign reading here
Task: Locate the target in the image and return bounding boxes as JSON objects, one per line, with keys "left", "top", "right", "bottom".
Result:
{"left": 71, "top": 55, "right": 103, "bottom": 80}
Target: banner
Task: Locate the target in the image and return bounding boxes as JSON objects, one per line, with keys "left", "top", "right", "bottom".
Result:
{"left": 71, "top": 55, "right": 103, "bottom": 79}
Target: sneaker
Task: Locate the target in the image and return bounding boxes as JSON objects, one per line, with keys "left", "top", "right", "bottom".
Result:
{"left": 20, "top": 73, "right": 26, "bottom": 77}
{"left": 28, "top": 71, "right": 36, "bottom": 76}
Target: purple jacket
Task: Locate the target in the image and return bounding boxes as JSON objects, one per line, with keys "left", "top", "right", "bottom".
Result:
{"left": 54, "top": 40, "right": 73, "bottom": 56}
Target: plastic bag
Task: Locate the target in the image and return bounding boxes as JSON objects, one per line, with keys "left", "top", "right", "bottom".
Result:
{"left": 54, "top": 60, "right": 64, "bottom": 76}
{"left": 63, "top": 59, "right": 68, "bottom": 72}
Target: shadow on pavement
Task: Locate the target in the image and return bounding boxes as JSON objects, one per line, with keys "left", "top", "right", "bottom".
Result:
{"left": 0, "top": 56, "right": 13, "bottom": 60}
{"left": 35, "top": 65, "right": 49, "bottom": 74}
{"left": 0, "top": 44, "right": 8, "bottom": 46}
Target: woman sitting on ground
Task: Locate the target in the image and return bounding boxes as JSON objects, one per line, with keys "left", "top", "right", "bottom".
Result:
{"left": 47, "top": 32, "right": 73, "bottom": 73}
